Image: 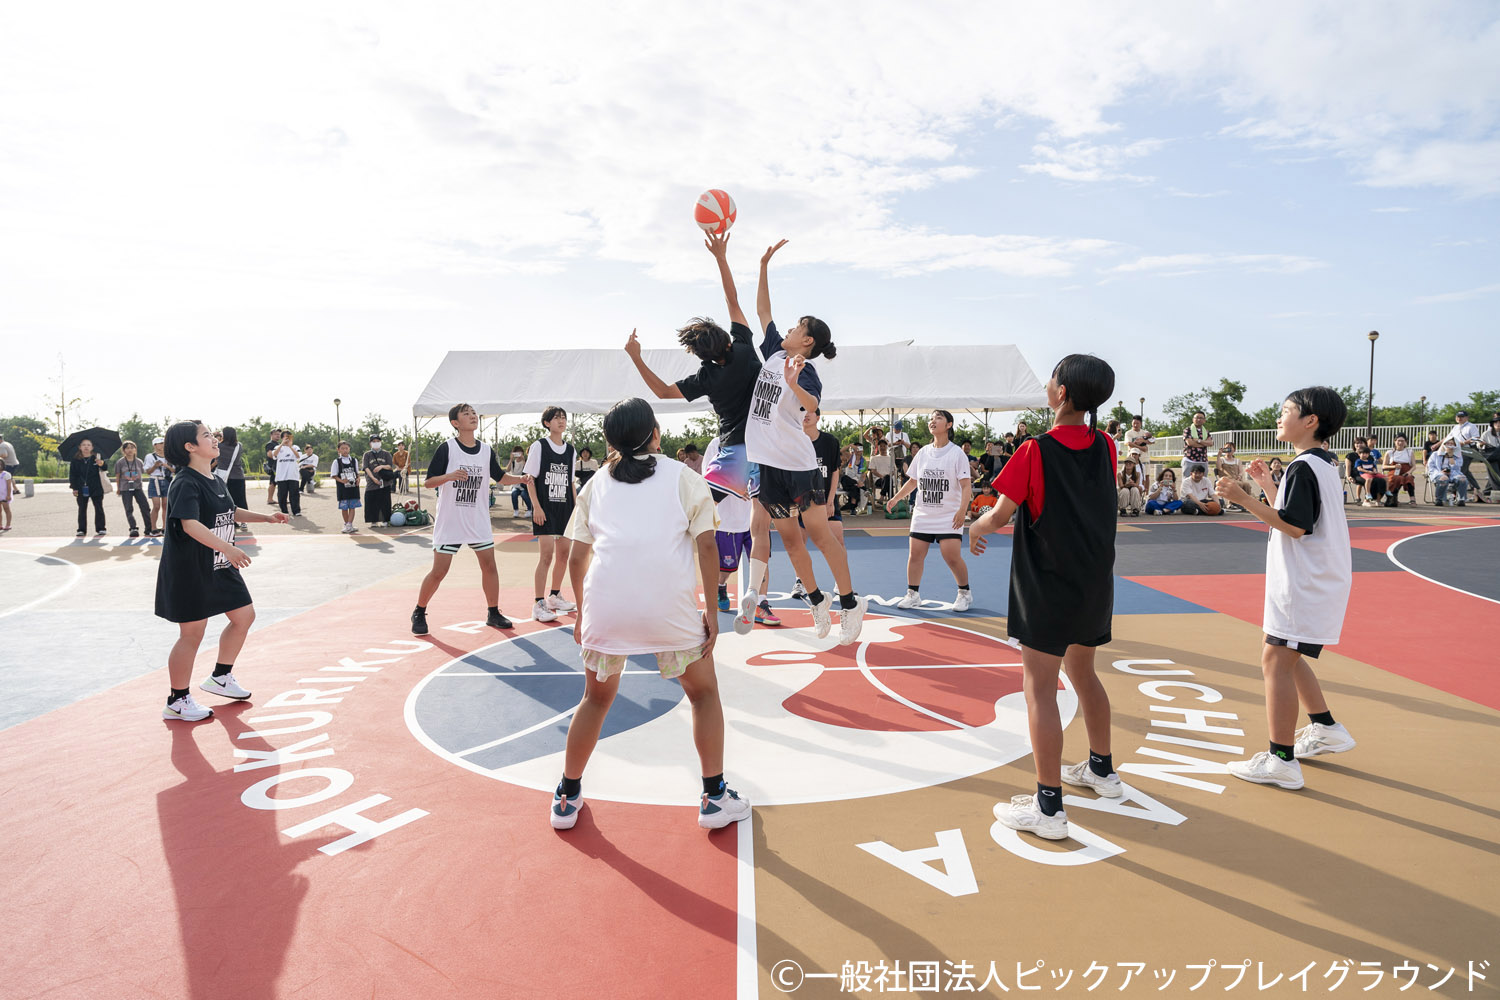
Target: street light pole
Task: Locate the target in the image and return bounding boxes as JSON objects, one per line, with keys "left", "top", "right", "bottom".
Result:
{"left": 1139, "top": 397, "right": 1145, "bottom": 422}
{"left": 334, "top": 398, "right": 342, "bottom": 440}
{"left": 1366, "top": 331, "right": 1380, "bottom": 435}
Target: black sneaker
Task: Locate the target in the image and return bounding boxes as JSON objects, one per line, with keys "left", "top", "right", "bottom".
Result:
{"left": 411, "top": 607, "right": 429, "bottom": 636}
{"left": 486, "top": 609, "right": 513, "bottom": 629}
{"left": 129, "top": 529, "right": 140, "bottom": 538}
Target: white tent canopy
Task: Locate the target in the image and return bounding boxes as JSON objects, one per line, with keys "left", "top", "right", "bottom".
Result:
{"left": 412, "top": 342, "right": 1046, "bottom": 419}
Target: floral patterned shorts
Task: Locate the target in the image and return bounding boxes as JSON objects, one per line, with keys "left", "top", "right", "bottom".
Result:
{"left": 581, "top": 644, "right": 707, "bottom": 680}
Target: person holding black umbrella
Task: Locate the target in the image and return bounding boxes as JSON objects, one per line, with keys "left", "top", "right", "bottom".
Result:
{"left": 69, "top": 438, "right": 111, "bottom": 537}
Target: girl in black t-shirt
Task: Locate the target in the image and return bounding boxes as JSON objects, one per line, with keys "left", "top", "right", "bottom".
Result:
{"left": 155, "top": 420, "right": 287, "bottom": 722}
{"left": 968, "top": 354, "right": 1120, "bottom": 843}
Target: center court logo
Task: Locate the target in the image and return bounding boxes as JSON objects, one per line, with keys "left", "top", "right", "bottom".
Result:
{"left": 404, "top": 612, "right": 1076, "bottom": 806}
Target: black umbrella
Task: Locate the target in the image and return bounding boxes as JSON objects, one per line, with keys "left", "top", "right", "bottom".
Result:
{"left": 58, "top": 426, "right": 123, "bottom": 463}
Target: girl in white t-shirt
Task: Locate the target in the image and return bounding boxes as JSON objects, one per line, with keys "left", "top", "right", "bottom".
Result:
{"left": 551, "top": 397, "right": 752, "bottom": 833}
{"left": 273, "top": 432, "right": 303, "bottom": 516}
{"left": 741, "top": 238, "right": 866, "bottom": 646}
{"left": 887, "top": 410, "right": 973, "bottom": 611}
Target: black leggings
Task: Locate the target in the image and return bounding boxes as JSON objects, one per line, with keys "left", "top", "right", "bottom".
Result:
{"left": 76, "top": 493, "right": 105, "bottom": 533}
{"left": 120, "top": 490, "right": 151, "bottom": 531}
{"left": 226, "top": 477, "right": 248, "bottom": 513}
{"left": 277, "top": 479, "right": 302, "bottom": 515}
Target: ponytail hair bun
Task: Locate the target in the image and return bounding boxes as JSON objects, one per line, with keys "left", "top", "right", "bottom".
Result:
{"left": 801, "top": 316, "right": 835, "bottom": 360}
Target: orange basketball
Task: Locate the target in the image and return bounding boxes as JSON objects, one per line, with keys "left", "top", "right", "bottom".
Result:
{"left": 694, "top": 189, "right": 737, "bottom": 236}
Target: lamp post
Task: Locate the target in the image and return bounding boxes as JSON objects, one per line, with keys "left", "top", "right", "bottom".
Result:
{"left": 1366, "top": 331, "right": 1379, "bottom": 435}
{"left": 1418, "top": 395, "right": 1427, "bottom": 428}
{"left": 334, "top": 398, "right": 342, "bottom": 440}
{"left": 1139, "top": 397, "right": 1145, "bottom": 423}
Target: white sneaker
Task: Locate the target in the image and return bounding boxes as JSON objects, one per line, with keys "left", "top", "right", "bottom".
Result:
{"left": 837, "top": 595, "right": 868, "bottom": 646}
{"left": 1227, "top": 751, "right": 1304, "bottom": 789}
{"left": 791, "top": 578, "right": 806, "bottom": 602}
{"left": 533, "top": 600, "right": 558, "bottom": 623}
{"left": 546, "top": 593, "right": 576, "bottom": 613}
{"left": 896, "top": 590, "right": 922, "bottom": 609}
{"left": 1061, "top": 760, "right": 1123, "bottom": 798}
{"left": 200, "top": 673, "right": 251, "bottom": 700}
{"left": 735, "top": 588, "right": 757, "bottom": 636}
{"left": 952, "top": 590, "right": 973, "bottom": 612}
{"left": 550, "top": 785, "right": 583, "bottom": 830}
{"left": 163, "top": 693, "right": 213, "bottom": 722}
{"left": 1294, "top": 722, "right": 1356, "bottom": 758}
{"left": 698, "top": 786, "right": 752, "bottom": 829}
{"left": 993, "top": 793, "right": 1068, "bottom": 840}
{"left": 809, "top": 591, "right": 834, "bottom": 639}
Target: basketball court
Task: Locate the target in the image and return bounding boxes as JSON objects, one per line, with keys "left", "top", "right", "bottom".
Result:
{"left": 2, "top": 507, "right": 1497, "bottom": 998}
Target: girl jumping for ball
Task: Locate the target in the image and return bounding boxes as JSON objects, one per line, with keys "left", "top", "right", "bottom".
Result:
{"left": 550, "top": 397, "right": 751, "bottom": 832}
{"left": 887, "top": 409, "right": 973, "bottom": 611}
{"left": 743, "top": 239, "right": 865, "bottom": 645}
{"left": 969, "top": 355, "right": 1120, "bottom": 840}
{"left": 155, "top": 420, "right": 288, "bottom": 722}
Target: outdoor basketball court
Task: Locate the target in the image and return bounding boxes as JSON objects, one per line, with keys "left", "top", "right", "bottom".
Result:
{"left": 2, "top": 508, "right": 1497, "bottom": 998}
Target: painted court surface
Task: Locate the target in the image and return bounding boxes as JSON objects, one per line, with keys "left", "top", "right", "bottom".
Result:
{"left": 1, "top": 512, "right": 1498, "bottom": 999}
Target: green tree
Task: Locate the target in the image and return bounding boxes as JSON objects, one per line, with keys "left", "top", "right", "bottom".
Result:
{"left": 1203, "top": 379, "right": 1252, "bottom": 431}
{"left": 1, "top": 415, "right": 51, "bottom": 476}
{"left": 118, "top": 413, "right": 162, "bottom": 454}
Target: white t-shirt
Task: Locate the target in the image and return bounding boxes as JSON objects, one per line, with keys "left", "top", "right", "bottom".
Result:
{"left": 1181, "top": 475, "right": 1214, "bottom": 502}
{"left": 564, "top": 456, "right": 718, "bottom": 655}
{"left": 1124, "top": 428, "right": 1153, "bottom": 456}
{"left": 0, "top": 470, "right": 11, "bottom": 502}
{"left": 1264, "top": 452, "right": 1351, "bottom": 645}
{"left": 274, "top": 444, "right": 302, "bottom": 482}
{"left": 869, "top": 454, "right": 895, "bottom": 477}
{"left": 745, "top": 351, "right": 818, "bottom": 471}
{"left": 907, "top": 442, "right": 970, "bottom": 535}
{"left": 0, "top": 441, "right": 17, "bottom": 465}
{"left": 1443, "top": 422, "right": 1482, "bottom": 449}
{"left": 704, "top": 437, "right": 750, "bottom": 533}
{"left": 299, "top": 451, "right": 319, "bottom": 469}
{"left": 1386, "top": 447, "right": 1413, "bottom": 468}
{"left": 524, "top": 438, "right": 576, "bottom": 502}
{"left": 144, "top": 452, "right": 171, "bottom": 479}
{"left": 432, "top": 437, "right": 495, "bottom": 546}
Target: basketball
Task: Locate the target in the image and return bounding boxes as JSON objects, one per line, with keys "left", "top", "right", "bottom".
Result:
{"left": 389, "top": 511, "right": 406, "bottom": 527}
{"left": 693, "top": 189, "right": 736, "bottom": 236}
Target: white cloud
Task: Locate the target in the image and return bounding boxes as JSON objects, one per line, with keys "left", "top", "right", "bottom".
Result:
{"left": 1107, "top": 253, "right": 1327, "bottom": 277}
{"left": 1021, "top": 138, "right": 1165, "bottom": 183}
{"left": 1365, "top": 141, "right": 1500, "bottom": 196}
{"left": 1412, "top": 282, "right": 1500, "bottom": 304}
{"left": 1372, "top": 206, "right": 1414, "bottom": 213}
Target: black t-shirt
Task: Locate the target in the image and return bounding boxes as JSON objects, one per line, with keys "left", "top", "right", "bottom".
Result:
{"left": 427, "top": 440, "right": 505, "bottom": 481}
{"left": 675, "top": 321, "right": 760, "bottom": 448}
{"left": 812, "top": 431, "right": 841, "bottom": 489}
{"left": 154, "top": 469, "right": 252, "bottom": 623}
{"left": 1279, "top": 450, "right": 1326, "bottom": 535}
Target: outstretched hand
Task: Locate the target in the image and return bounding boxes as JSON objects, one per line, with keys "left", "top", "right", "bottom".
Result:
{"left": 624, "top": 329, "right": 641, "bottom": 358}
{"left": 761, "top": 239, "right": 788, "bottom": 266}
{"left": 783, "top": 353, "right": 805, "bottom": 383}
{"left": 704, "top": 231, "right": 730, "bottom": 258}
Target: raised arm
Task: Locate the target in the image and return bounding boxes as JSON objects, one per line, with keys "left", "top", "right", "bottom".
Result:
{"left": 623, "top": 329, "right": 685, "bottom": 400}
{"left": 756, "top": 239, "right": 788, "bottom": 335}
{"left": 705, "top": 232, "right": 747, "bottom": 328}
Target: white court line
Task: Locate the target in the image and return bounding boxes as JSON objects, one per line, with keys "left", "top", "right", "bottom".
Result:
{"left": 429, "top": 661, "right": 1022, "bottom": 678}
{"left": 1386, "top": 523, "right": 1500, "bottom": 607}
{"left": 0, "top": 550, "right": 84, "bottom": 619}
{"left": 454, "top": 705, "right": 578, "bottom": 758}
{"left": 736, "top": 815, "right": 758, "bottom": 1000}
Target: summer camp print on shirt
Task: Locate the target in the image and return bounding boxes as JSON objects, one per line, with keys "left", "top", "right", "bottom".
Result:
{"left": 908, "top": 443, "right": 970, "bottom": 535}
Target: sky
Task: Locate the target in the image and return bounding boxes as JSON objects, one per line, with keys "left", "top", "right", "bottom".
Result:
{"left": 2, "top": 1, "right": 1497, "bottom": 436}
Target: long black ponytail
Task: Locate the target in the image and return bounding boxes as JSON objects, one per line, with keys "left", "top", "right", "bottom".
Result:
{"left": 604, "top": 397, "right": 659, "bottom": 484}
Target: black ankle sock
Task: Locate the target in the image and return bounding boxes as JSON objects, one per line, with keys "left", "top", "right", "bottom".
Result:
{"left": 717, "top": 585, "right": 728, "bottom": 597}
{"left": 808, "top": 588, "right": 825, "bottom": 606}
{"left": 1036, "top": 783, "right": 1063, "bottom": 816}
{"left": 1088, "top": 751, "right": 1113, "bottom": 777}
{"left": 415, "top": 604, "right": 426, "bottom": 613}
{"left": 549, "top": 589, "right": 560, "bottom": 597}
{"left": 907, "top": 583, "right": 921, "bottom": 592}
{"left": 958, "top": 584, "right": 970, "bottom": 592}
{"left": 168, "top": 688, "right": 189, "bottom": 706}
{"left": 1269, "top": 741, "right": 1295, "bottom": 762}
{"left": 702, "top": 773, "right": 725, "bottom": 797}
{"left": 212, "top": 662, "right": 233, "bottom": 678}
{"left": 559, "top": 776, "right": 581, "bottom": 798}
{"left": 839, "top": 592, "right": 858, "bottom": 610}
{"left": 1309, "top": 710, "right": 1335, "bottom": 726}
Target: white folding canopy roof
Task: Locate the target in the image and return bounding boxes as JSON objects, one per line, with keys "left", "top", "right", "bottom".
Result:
{"left": 412, "top": 342, "right": 1046, "bottom": 418}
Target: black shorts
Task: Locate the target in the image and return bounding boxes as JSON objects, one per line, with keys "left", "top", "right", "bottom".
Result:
{"left": 756, "top": 466, "right": 817, "bottom": 520}
{"left": 1012, "top": 632, "right": 1111, "bottom": 659}
{"left": 533, "top": 517, "right": 571, "bottom": 537}
{"left": 910, "top": 531, "right": 961, "bottom": 544}
{"left": 1265, "top": 633, "right": 1324, "bottom": 659}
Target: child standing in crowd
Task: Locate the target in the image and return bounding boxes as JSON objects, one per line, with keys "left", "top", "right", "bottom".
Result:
{"left": 0, "top": 462, "right": 12, "bottom": 531}
{"left": 411, "top": 403, "right": 531, "bottom": 635}
{"left": 273, "top": 430, "right": 303, "bottom": 516}
{"left": 330, "top": 441, "right": 362, "bottom": 532}
{"left": 155, "top": 420, "right": 288, "bottom": 722}
{"left": 1144, "top": 468, "right": 1182, "bottom": 515}
{"left": 743, "top": 238, "right": 866, "bottom": 644}
{"left": 1215, "top": 387, "right": 1354, "bottom": 789}
{"left": 392, "top": 440, "right": 410, "bottom": 494}
{"left": 887, "top": 409, "right": 973, "bottom": 611}
{"left": 550, "top": 397, "right": 751, "bottom": 832}
{"left": 969, "top": 354, "right": 1120, "bottom": 840}
{"left": 363, "top": 434, "right": 395, "bottom": 526}
{"left": 525, "top": 407, "right": 578, "bottom": 622}
{"left": 113, "top": 440, "right": 151, "bottom": 538}
{"left": 70, "top": 438, "right": 110, "bottom": 537}
{"left": 144, "top": 436, "right": 173, "bottom": 537}
{"left": 506, "top": 446, "right": 532, "bottom": 517}
{"left": 298, "top": 443, "right": 319, "bottom": 494}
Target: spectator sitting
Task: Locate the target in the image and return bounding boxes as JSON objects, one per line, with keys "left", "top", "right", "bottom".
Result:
{"left": 1479, "top": 416, "right": 1500, "bottom": 499}
{"left": 1428, "top": 443, "right": 1468, "bottom": 506}
{"left": 1260, "top": 457, "right": 1285, "bottom": 503}
{"left": 840, "top": 444, "right": 867, "bottom": 514}
{"left": 1214, "top": 441, "right": 1254, "bottom": 512}
{"left": 1117, "top": 454, "right": 1143, "bottom": 516}
{"left": 1344, "top": 436, "right": 1369, "bottom": 503}
{"left": 1380, "top": 433, "right": 1417, "bottom": 507}
{"left": 1180, "top": 465, "right": 1223, "bottom": 516}
{"left": 1441, "top": 411, "right": 1488, "bottom": 503}
{"left": 298, "top": 443, "right": 319, "bottom": 494}
{"left": 1180, "top": 411, "right": 1211, "bottom": 478}
{"left": 1352, "top": 444, "right": 1387, "bottom": 507}
{"left": 1145, "top": 468, "right": 1183, "bottom": 515}
{"left": 868, "top": 441, "right": 895, "bottom": 505}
